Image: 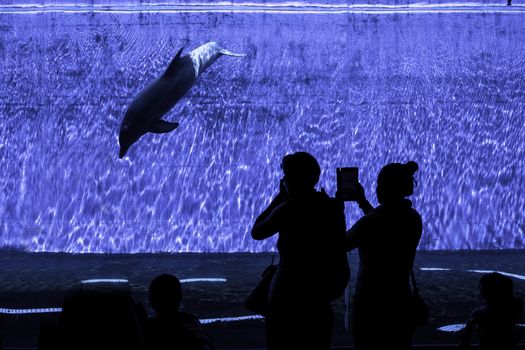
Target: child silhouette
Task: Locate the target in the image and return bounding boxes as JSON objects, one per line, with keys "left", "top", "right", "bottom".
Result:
{"left": 460, "top": 272, "right": 523, "bottom": 350}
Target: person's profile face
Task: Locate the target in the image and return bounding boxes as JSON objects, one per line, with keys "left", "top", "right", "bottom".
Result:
{"left": 280, "top": 177, "right": 289, "bottom": 194}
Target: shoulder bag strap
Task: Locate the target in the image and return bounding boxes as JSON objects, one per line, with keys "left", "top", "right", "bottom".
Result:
{"left": 270, "top": 251, "right": 276, "bottom": 265}
{"left": 410, "top": 268, "right": 419, "bottom": 294}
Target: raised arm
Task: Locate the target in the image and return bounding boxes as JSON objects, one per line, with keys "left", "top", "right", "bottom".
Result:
{"left": 251, "top": 181, "right": 288, "bottom": 240}
{"left": 345, "top": 215, "right": 370, "bottom": 251}
{"left": 340, "top": 182, "right": 373, "bottom": 250}
{"left": 336, "top": 182, "right": 373, "bottom": 215}
{"left": 354, "top": 182, "right": 373, "bottom": 214}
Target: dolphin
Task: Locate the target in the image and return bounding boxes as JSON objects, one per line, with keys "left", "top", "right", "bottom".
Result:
{"left": 118, "top": 42, "right": 245, "bottom": 158}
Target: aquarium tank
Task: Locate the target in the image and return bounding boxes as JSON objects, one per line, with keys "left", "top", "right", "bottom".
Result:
{"left": 0, "top": 0, "right": 524, "bottom": 253}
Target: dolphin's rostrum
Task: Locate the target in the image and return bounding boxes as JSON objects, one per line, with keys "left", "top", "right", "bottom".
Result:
{"left": 118, "top": 42, "right": 245, "bottom": 158}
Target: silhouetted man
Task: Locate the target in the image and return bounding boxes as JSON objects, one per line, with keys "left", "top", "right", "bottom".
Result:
{"left": 252, "top": 152, "right": 349, "bottom": 350}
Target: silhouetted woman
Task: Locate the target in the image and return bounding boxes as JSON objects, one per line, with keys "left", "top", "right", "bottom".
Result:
{"left": 251, "top": 152, "right": 349, "bottom": 350}
{"left": 345, "top": 161, "right": 422, "bottom": 350}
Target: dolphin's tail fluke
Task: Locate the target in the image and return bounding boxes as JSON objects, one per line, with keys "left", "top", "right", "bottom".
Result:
{"left": 219, "top": 48, "right": 246, "bottom": 57}
{"left": 192, "top": 42, "right": 246, "bottom": 76}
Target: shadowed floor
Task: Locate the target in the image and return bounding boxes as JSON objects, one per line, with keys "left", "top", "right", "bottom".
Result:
{"left": 0, "top": 249, "right": 524, "bottom": 348}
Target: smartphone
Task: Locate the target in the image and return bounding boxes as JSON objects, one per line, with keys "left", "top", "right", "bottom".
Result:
{"left": 337, "top": 167, "right": 358, "bottom": 201}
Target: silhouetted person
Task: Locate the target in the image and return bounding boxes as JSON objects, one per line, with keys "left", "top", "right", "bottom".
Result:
{"left": 43, "top": 283, "right": 142, "bottom": 350}
{"left": 344, "top": 161, "right": 422, "bottom": 350}
{"left": 143, "top": 274, "right": 214, "bottom": 350}
{"left": 460, "top": 272, "right": 524, "bottom": 350}
{"left": 251, "top": 152, "right": 350, "bottom": 350}
{"left": 507, "top": 0, "right": 511, "bottom": 6}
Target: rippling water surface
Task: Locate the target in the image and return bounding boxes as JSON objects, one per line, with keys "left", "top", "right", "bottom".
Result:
{"left": 1, "top": 2, "right": 524, "bottom": 252}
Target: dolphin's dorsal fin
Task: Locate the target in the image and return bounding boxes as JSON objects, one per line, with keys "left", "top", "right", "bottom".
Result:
{"left": 149, "top": 120, "right": 179, "bottom": 134}
{"left": 162, "top": 46, "right": 185, "bottom": 79}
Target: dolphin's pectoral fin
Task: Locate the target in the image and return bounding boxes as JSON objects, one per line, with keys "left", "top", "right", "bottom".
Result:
{"left": 149, "top": 120, "right": 179, "bottom": 134}
{"left": 162, "top": 46, "right": 185, "bottom": 79}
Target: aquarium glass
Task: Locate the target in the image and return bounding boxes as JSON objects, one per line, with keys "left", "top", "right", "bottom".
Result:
{"left": 1, "top": 0, "right": 524, "bottom": 252}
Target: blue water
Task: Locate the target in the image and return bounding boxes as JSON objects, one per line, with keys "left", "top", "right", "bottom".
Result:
{"left": 1, "top": 2, "right": 524, "bottom": 252}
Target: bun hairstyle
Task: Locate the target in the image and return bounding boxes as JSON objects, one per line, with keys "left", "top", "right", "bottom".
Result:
{"left": 377, "top": 161, "right": 419, "bottom": 202}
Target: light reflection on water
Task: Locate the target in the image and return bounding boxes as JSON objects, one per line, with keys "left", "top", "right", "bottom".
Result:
{"left": 0, "top": 5, "right": 524, "bottom": 252}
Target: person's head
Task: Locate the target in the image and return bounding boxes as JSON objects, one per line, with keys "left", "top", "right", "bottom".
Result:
{"left": 281, "top": 152, "right": 321, "bottom": 197}
{"left": 149, "top": 274, "right": 182, "bottom": 316}
{"left": 376, "top": 161, "right": 418, "bottom": 204}
{"left": 479, "top": 272, "right": 514, "bottom": 305}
